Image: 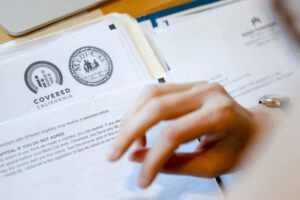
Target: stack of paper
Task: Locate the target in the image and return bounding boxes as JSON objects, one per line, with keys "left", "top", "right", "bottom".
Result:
{"left": 0, "top": 14, "right": 221, "bottom": 200}
{"left": 141, "top": 0, "right": 300, "bottom": 191}
{"left": 148, "top": 0, "right": 300, "bottom": 107}
{"left": 1, "top": 0, "right": 300, "bottom": 198}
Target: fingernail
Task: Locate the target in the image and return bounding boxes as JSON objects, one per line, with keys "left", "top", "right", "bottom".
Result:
{"left": 138, "top": 175, "right": 149, "bottom": 188}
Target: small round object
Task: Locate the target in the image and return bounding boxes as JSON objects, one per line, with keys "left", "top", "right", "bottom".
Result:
{"left": 259, "top": 94, "right": 291, "bottom": 108}
{"left": 69, "top": 46, "right": 113, "bottom": 87}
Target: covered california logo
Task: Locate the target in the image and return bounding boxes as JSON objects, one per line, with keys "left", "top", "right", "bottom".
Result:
{"left": 24, "top": 61, "right": 72, "bottom": 109}
{"left": 24, "top": 61, "right": 63, "bottom": 94}
{"left": 69, "top": 46, "right": 113, "bottom": 86}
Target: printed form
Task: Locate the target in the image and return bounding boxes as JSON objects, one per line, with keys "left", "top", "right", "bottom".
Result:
{"left": 152, "top": 0, "right": 300, "bottom": 107}
{"left": 149, "top": 0, "right": 300, "bottom": 190}
{"left": 0, "top": 15, "right": 220, "bottom": 200}
{"left": 1, "top": 0, "right": 300, "bottom": 199}
{"left": 0, "top": 16, "right": 152, "bottom": 123}
{"left": 0, "top": 86, "right": 221, "bottom": 200}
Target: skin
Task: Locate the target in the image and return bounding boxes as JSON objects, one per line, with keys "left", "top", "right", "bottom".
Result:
{"left": 272, "top": 0, "right": 300, "bottom": 44}
{"left": 108, "top": 82, "right": 283, "bottom": 188}
{"left": 108, "top": 0, "right": 298, "bottom": 189}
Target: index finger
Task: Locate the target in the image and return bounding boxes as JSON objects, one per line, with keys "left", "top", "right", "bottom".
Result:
{"left": 122, "top": 82, "right": 203, "bottom": 125}
{"left": 108, "top": 86, "right": 206, "bottom": 162}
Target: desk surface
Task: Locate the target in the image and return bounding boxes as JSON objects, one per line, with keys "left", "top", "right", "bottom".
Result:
{"left": 0, "top": 0, "right": 191, "bottom": 44}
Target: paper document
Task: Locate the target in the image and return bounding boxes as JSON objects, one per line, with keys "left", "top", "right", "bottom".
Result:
{"left": 0, "top": 15, "right": 152, "bottom": 123}
{"left": 0, "top": 85, "right": 221, "bottom": 200}
{"left": 1, "top": 0, "right": 300, "bottom": 197}
{"left": 147, "top": 0, "right": 300, "bottom": 190}
{"left": 152, "top": 0, "right": 300, "bottom": 107}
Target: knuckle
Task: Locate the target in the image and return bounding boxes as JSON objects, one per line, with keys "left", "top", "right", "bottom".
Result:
{"left": 192, "top": 83, "right": 226, "bottom": 96}
{"left": 143, "top": 85, "right": 160, "bottom": 98}
{"left": 216, "top": 101, "right": 237, "bottom": 130}
{"left": 208, "top": 83, "right": 225, "bottom": 92}
{"left": 220, "top": 100, "right": 236, "bottom": 114}
{"left": 162, "top": 126, "right": 182, "bottom": 146}
{"left": 121, "top": 123, "right": 135, "bottom": 137}
{"left": 208, "top": 100, "right": 237, "bottom": 132}
{"left": 217, "top": 101, "right": 237, "bottom": 124}
{"left": 148, "top": 98, "right": 166, "bottom": 113}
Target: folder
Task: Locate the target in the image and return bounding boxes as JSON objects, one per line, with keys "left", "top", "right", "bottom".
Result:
{"left": 0, "top": 0, "right": 299, "bottom": 199}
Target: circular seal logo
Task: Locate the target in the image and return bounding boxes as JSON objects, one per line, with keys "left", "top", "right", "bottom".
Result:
{"left": 24, "top": 61, "right": 63, "bottom": 94}
{"left": 69, "top": 46, "right": 113, "bottom": 86}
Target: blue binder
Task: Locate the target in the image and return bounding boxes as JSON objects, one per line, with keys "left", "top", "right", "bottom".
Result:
{"left": 137, "top": 0, "right": 220, "bottom": 28}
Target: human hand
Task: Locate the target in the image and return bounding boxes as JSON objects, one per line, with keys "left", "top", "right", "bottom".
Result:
{"left": 108, "top": 82, "right": 271, "bottom": 188}
{"left": 272, "top": 0, "right": 300, "bottom": 43}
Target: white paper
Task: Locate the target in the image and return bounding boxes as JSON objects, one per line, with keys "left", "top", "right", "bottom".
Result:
{"left": 149, "top": 0, "right": 300, "bottom": 191}
{"left": 0, "top": 85, "right": 221, "bottom": 200}
{"left": 152, "top": 0, "right": 300, "bottom": 108}
{"left": 0, "top": 15, "right": 152, "bottom": 123}
{"left": 139, "top": 20, "right": 156, "bottom": 33}
{"left": 155, "top": 0, "right": 240, "bottom": 28}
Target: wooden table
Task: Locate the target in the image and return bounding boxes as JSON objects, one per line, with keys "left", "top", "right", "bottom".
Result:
{"left": 0, "top": 0, "right": 191, "bottom": 44}
{"left": 101, "top": 0, "right": 192, "bottom": 17}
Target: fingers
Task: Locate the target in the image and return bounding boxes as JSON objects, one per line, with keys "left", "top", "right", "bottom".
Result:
{"left": 138, "top": 136, "right": 178, "bottom": 188}
{"left": 109, "top": 86, "right": 207, "bottom": 161}
{"left": 109, "top": 83, "right": 234, "bottom": 162}
{"left": 108, "top": 82, "right": 244, "bottom": 188}
{"left": 130, "top": 147, "right": 232, "bottom": 179}
{"left": 122, "top": 83, "right": 203, "bottom": 125}
{"left": 129, "top": 100, "right": 233, "bottom": 187}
